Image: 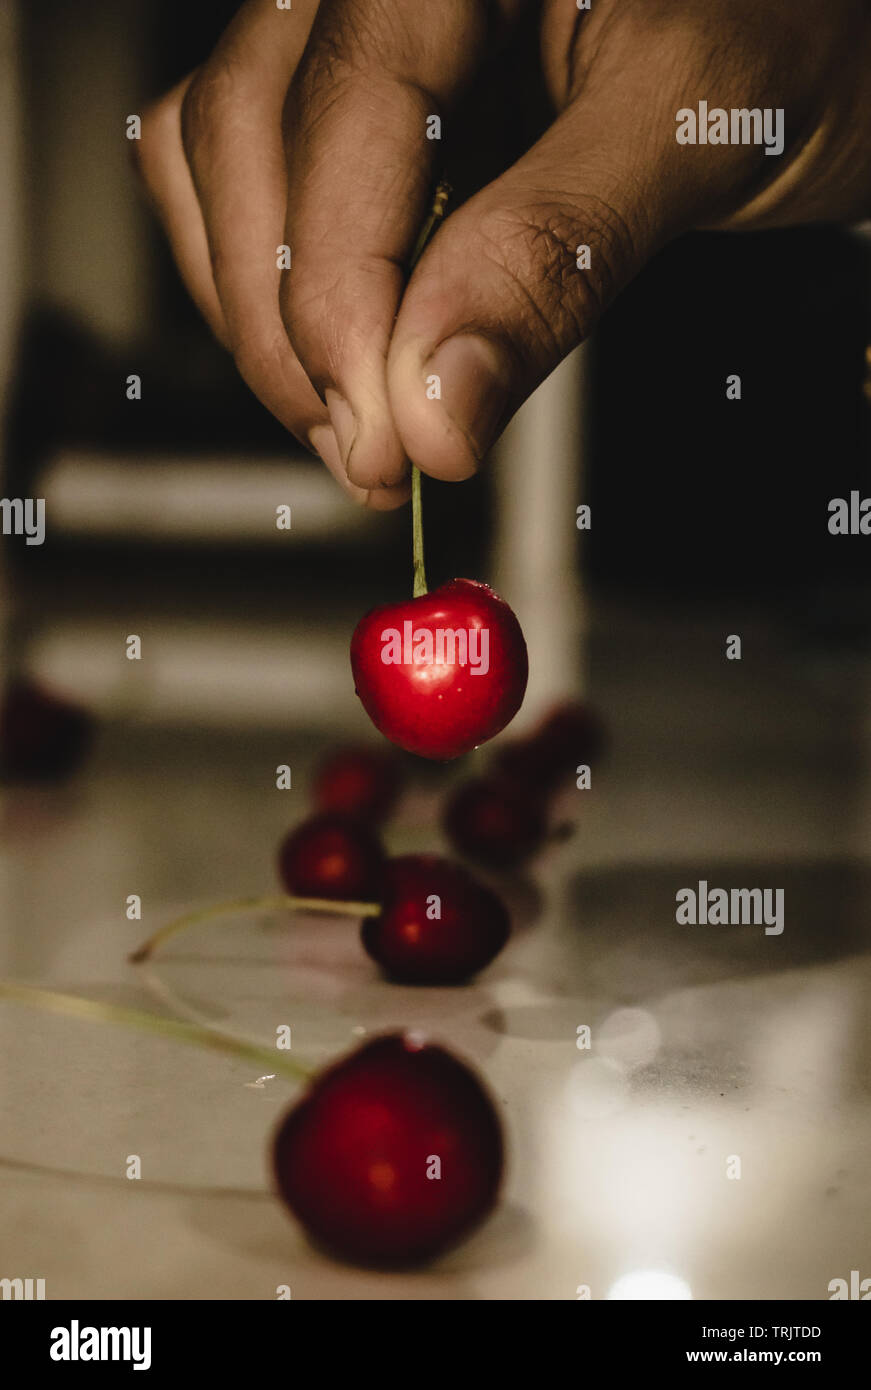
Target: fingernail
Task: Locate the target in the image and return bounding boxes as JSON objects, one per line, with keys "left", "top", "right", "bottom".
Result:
{"left": 424, "top": 334, "right": 511, "bottom": 460}
{"left": 325, "top": 389, "right": 357, "bottom": 471}
{"left": 308, "top": 423, "right": 368, "bottom": 506}
{"left": 308, "top": 423, "right": 339, "bottom": 465}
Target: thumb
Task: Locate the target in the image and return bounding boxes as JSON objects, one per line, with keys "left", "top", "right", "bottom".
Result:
{"left": 386, "top": 98, "right": 694, "bottom": 479}
{"left": 386, "top": 0, "right": 850, "bottom": 480}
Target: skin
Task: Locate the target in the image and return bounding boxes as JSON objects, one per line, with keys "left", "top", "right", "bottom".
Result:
{"left": 135, "top": 0, "right": 871, "bottom": 508}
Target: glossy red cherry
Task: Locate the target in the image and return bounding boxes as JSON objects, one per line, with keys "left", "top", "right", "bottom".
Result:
{"left": 277, "top": 814, "right": 385, "bottom": 901}
{"left": 444, "top": 775, "right": 548, "bottom": 869}
{"left": 272, "top": 1032, "right": 503, "bottom": 1263}
{"left": 361, "top": 854, "right": 510, "bottom": 984}
{"left": 312, "top": 744, "right": 402, "bottom": 824}
{"left": 350, "top": 578, "right": 528, "bottom": 761}
{"left": 0, "top": 678, "right": 93, "bottom": 781}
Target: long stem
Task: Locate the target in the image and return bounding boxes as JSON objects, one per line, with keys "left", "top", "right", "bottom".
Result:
{"left": 129, "top": 893, "right": 381, "bottom": 964}
{"left": 412, "top": 466, "right": 428, "bottom": 598}
{"left": 0, "top": 979, "right": 315, "bottom": 1082}
{"left": 408, "top": 181, "right": 451, "bottom": 599}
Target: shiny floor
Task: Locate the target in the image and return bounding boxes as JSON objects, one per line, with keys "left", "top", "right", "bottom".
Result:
{"left": 1, "top": 598, "right": 870, "bottom": 1299}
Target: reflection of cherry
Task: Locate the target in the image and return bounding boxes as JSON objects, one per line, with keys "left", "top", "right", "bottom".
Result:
{"left": 0, "top": 678, "right": 93, "bottom": 781}
{"left": 362, "top": 854, "right": 509, "bottom": 984}
{"left": 351, "top": 579, "right": 528, "bottom": 761}
{"left": 277, "top": 814, "right": 385, "bottom": 901}
{"left": 312, "top": 745, "right": 402, "bottom": 824}
{"left": 273, "top": 1032, "right": 503, "bottom": 1264}
{"left": 444, "top": 776, "right": 547, "bottom": 869}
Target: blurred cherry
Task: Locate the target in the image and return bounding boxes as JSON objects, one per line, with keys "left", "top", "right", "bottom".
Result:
{"left": 444, "top": 775, "right": 548, "bottom": 869}
{"left": 277, "top": 814, "right": 385, "bottom": 901}
{"left": 312, "top": 744, "right": 402, "bottom": 823}
{"left": 535, "top": 701, "right": 606, "bottom": 775}
{"left": 493, "top": 700, "right": 606, "bottom": 791}
{"left": 492, "top": 736, "right": 550, "bottom": 788}
{"left": 0, "top": 678, "right": 93, "bottom": 782}
{"left": 273, "top": 1032, "right": 503, "bottom": 1263}
{"left": 362, "top": 854, "right": 509, "bottom": 984}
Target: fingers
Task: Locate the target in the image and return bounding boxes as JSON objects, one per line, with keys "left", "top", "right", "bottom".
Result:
{"left": 277, "top": 0, "right": 513, "bottom": 495}
{"left": 178, "top": 0, "right": 326, "bottom": 446}
{"left": 386, "top": 0, "right": 801, "bottom": 479}
{"left": 309, "top": 423, "right": 411, "bottom": 509}
{"left": 134, "top": 0, "right": 871, "bottom": 511}
{"left": 136, "top": 75, "right": 230, "bottom": 348}
{"left": 136, "top": 0, "right": 415, "bottom": 507}
{"left": 136, "top": 0, "right": 317, "bottom": 435}
{"left": 386, "top": 107, "right": 671, "bottom": 481}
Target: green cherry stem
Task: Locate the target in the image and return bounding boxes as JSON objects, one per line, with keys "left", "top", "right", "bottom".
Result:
{"left": 409, "top": 182, "right": 451, "bottom": 272}
{"left": 0, "top": 979, "right": 316, "bottom": 1083}
{"left": 129, "top": 893, "right": 381, "bottom": 964}
{"left": 408, "top": 180, "right": 451, "bottom": 600}
{"left": 412, "top": 466, "right": 427, "bottom": 599}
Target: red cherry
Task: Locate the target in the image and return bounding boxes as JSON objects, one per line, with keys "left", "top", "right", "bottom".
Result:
{"left": 0, "top": 678, "right": 93, "bottom": 782}
{"left": 272, "top": 1032, "right": 503, "bottom": 1263}
{"left": 350, "top": 578, "right": 528, "bottom": 761}
{"left": 362, "top": 854, "right": 509, "bottom": 984}
{"left": 312, "top": 745, "right": 402, "bottom": 824}
{"left": 277, "top": 814, "right": 385, "bottom": 901}
{"left": 444, "top": 775, "right": 548, "bottom": 869}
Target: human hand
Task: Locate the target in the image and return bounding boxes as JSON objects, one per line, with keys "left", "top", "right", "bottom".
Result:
{"left": 137, "top": 0, "right": 871, "bottom": 506}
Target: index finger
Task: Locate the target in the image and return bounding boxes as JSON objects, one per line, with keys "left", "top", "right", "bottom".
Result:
{"left": 277, "top": 0, "right": 519, "bottom": 494}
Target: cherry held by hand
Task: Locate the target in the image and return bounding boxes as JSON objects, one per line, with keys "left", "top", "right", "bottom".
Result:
{"left": 362, "top": 854, "right": 510, "bottom": 984}
{"left": 273, "top": 1032, "right": 503, "bottom": 1264}
{"left": 350, "top": 579, "right": 528, "bottom": 760}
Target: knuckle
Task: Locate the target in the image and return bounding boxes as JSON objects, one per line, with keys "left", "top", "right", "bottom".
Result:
{"left": 286, "top": 43, "right": 364, "bottom": 145}
{"left": 476, "top": 198, "right": 634, "bottom": 359}
{"left": 306, "top": 1, "right": 397, "bottom": 80}
{"left": 286, "top": 3, "right": 412, "bottom": 140}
